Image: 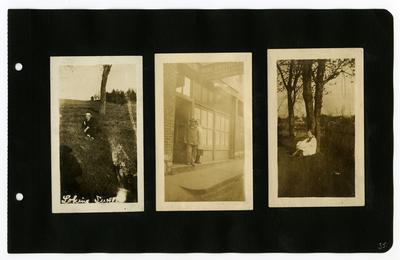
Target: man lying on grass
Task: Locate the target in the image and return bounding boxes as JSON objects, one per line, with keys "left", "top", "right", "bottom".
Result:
{"left": 292, "top": 130, "right": 317, "bottom": 157}
{"left": 82, "top": 112, "right": 96, "bottom": 140}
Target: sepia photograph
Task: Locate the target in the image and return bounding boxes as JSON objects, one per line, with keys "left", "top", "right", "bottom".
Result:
{"left": 155, "top": 53, "right": 253, "bottom": 211}
{"left": 268, "top": 48, "right": 364, "bottom": 207}
{"left": 51, "top": 56, "right": 144, "bottom": 213}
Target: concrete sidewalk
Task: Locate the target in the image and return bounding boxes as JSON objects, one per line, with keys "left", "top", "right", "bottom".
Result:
{"left": 165, "top": 159, "right": 245, "bottom": 201}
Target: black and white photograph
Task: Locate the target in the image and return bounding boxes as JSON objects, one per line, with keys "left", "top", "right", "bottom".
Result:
{"left": 155, "top": 53, "right": 253, "bottom": 211}
{"left": 268, "top": 48, "right": 365, "bottom": 207}
{"left": 51, "top": 56, "right": 144, "bottom": 213}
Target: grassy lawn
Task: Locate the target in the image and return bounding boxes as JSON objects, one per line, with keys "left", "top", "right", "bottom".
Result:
{"left": 278, "top": 131, "right": 355, "bottom": 198}
{"left": 59, "top": 99, "right": 137, "bottom": 202}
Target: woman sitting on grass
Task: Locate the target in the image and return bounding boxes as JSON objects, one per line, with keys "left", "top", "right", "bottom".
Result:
{"left": 292, "top": 130, "right": 317, "bottom": 157}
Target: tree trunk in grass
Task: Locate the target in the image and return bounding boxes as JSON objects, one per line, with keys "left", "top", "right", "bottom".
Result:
{"left": 301, "top": 60, "right": 315, "bottom": 132}
{"left": 287, "top": 93, "right": 295, "bottom": 138}
{"left": 300, "top": 58, "right": 355, "bottom": 153}
{"left": 100, "top": 64, "right": 112, "bottom": 115}
{"left": 277, "top": 60, "right": 302, "bottom": 139}
{"left": 314, "top": 59, "right": 327, "bottom": 152}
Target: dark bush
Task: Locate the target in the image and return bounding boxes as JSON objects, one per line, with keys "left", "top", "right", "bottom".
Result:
{"left": 126, "top": 89, "right": 136, "bottom": 102}
{"left": 322, "top": 116, "right": 355, "bottom": 162}
{"left": 106, "top": 89, "right": 127, "bottom": 105}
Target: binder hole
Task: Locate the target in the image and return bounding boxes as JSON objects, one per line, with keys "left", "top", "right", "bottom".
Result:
{"left": 16, "top": 193, "right": 23, "bottom": 201}
{"left": 15, "top": 63, "right": 23, "bottom": 71}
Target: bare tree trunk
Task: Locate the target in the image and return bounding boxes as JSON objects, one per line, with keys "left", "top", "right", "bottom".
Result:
{"left": 301, "top": 60, "right": 314, "bottom": 131}
{"left": 314, "top": 60, "right": 326, "bottom": 152}
{"left": 100, "top": 64, "right": 112, "bottom": 115}
{"left": 278, "top": 61, "right": 302, "bottom": 139}
{"left": 287, "top": 90, "right": 295, "bottom": 138}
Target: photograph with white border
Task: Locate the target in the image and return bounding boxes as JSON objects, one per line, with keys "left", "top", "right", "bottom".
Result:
{"left": 51, "top": 56, "right": 144, "bottom": 213}
{"left": 155, "top": 53, "right": 253, "bottom": 211}
{"left": 268, "top": 48, "right": 364, "bottom": 207}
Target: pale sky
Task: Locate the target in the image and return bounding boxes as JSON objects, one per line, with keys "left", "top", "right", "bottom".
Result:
{"left": 59, "top": 64, "right": 137, "bottom": 100}
{"left": 278, "top": 73, "right": 355, "bottom": 118}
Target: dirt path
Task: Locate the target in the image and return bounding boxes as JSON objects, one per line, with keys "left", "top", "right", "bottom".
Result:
{"left": 126, "top": 98, "right": 137, "bottom": 134}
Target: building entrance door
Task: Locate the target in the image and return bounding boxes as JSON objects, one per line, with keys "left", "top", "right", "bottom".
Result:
{"left": 173, "top": 97, "right": 192, "bottom": 164}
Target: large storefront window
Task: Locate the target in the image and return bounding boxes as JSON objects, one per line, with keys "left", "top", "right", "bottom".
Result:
{"left": 215, "top": 113, "right": 229, "bottom": 150}
{"left": 194, "top": 107, "right": 213, "bottom": 148}
{"left": 193, "top": 80, "right": 213, "bottom": 105}
{"left": 194, "top": 106, "right": 230, "bottom": 150}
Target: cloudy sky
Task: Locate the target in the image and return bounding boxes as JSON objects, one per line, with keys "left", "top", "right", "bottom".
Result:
{"left": 59, "top": 64, "right": 137, "bottom": 100}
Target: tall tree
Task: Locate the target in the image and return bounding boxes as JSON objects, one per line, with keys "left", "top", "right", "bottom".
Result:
{"left": 301, "top": 60, "right": 315, "bottom": 132}
{"left": 100, "top": 64, "right": 112, "bottom": 115}
{"left": 277, "top": 60, "right": 302, "bottom": 138}
{"left": 313, "top": 59, "right": 327, "bottom": 150}
{"left": 312, "top": 59, "right": 355, "bottom": 151}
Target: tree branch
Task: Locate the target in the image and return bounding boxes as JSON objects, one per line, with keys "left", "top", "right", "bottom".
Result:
{"left": 277, "top": 63, "right": 289, "bottom": 90}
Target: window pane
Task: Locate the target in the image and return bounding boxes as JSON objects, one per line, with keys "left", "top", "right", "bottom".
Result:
{"left": 225, "top": 118, "right": 229, "bottom": 132}
{"left": 208, "top": 112, "right": 213, "bottom": 128}
{"left": 176, "top": 87, "right": 183, "bottom": 93}
{"left": 194, "top": 108, "right": 200, "bottom": 121}
{"left": 201, "top": 110, "right": 207, "bottom": 127}
{"left": 201, "top": 129, "right": 207, "bottom": 146}
{"left": 182, "top": 77, "right": 191, "bottom": 96}
{"left": 215, "top": 131, "right": 220, "bottom": 145}
{"left": 225, "top": 133, "right": 229, "bottom": 146}
{"left": 215, "top": 115, "right": 221, "bottom": 130}
{"left": 207, "top": 129, "right": 213, "bottom": 145}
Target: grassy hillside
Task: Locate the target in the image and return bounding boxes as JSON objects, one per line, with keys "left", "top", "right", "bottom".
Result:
{"left": 59, "top": 99, "right": 137, "bottom": 202}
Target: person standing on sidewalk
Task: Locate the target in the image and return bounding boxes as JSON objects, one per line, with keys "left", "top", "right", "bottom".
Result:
{"left": 194, "top": 120, "right": 203, "bottom": 164}
{"left": 184, "top": 118, "right": 200, "bottom": 166}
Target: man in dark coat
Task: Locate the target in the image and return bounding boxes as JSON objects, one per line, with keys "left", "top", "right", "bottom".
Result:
{"left": 184, "top": 118, "right": 200, "bottom": 166}
{"left": 81, "top": 112, "right": 96, "bottom": 139}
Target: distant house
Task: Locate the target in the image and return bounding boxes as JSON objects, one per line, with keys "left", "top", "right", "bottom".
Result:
{"left": 163, "top": 63, "right": 245, "bottom": 174}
